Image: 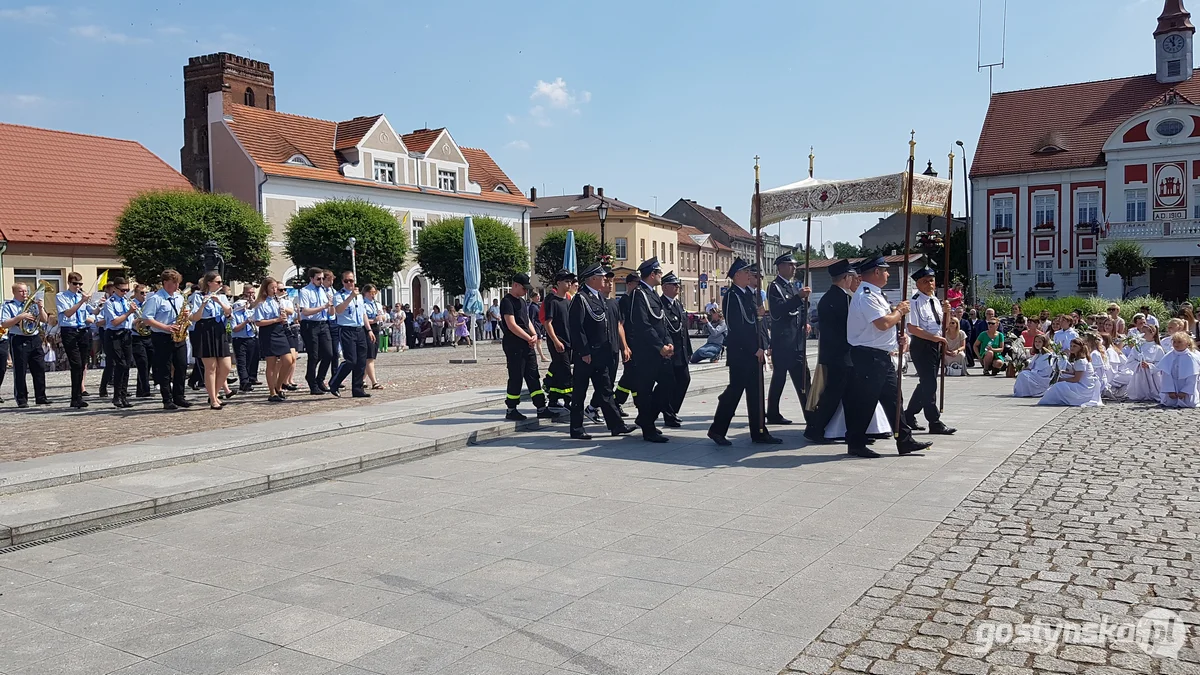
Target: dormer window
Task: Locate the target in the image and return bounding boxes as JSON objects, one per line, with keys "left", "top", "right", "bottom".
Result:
{"left": 1035, "top": 145, "right": 1065, "bottom": 154}
{"left": 286, "top": 154, "right": 314, "bottom": 167}
{"left": 494, "top": 184, "right": 511, "bottom": 194}
{"left": 437, "top": 169, "right": 457, "bottom": 191}
{"left": 374, "top": 160, "right": 396, "bottom": 184}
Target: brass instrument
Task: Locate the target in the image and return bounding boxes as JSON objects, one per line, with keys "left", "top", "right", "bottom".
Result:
{"left": 6, "top": 280, "right": 54, "bottom": 337}
{"left": 132, "top": 299, "right": 151, "bottom": 337}
{"left": 172, "top": 289, "right": 198, "bottom": 343}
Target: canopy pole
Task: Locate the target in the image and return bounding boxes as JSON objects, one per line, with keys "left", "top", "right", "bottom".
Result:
{"left": 800, "top": 147, "right": 814, "bottom": 403}
{"left": 939, "top": 149, "right": 955, "bottom": 413}
{"left": 896, "top": 133, "right": 917, "bottom": 437}
{"left": 754, "top": 155, "right": 767, "bottom": 437}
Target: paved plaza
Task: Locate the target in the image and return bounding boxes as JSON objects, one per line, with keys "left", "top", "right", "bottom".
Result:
{"left": 2, "top": 368, "right": 1165, "bottom": 675}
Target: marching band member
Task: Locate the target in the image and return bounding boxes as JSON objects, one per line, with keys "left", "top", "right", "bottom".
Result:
{"left": 96, "top": 280, "right": 115, "bottom": 398}
{"left": 568, "top": 263, "right": 634, "bottom": 439}
{"left": 542, "top": 269, "right": 576, "bottom": 411}
{"left": 231, "top": 284, "right": 258, "bottom": 393}
{"left": 501, "top": 273, "right": 552, "bottom": 421}
{"left": 251, "top": 277, "right": 294, "bottom": 402}
{"left": 766, "top": 253, "right": 811, "bottom": 425}
{"left": 190, "top": 271, "right": 235, "bottom": 409}
{"left": 56, "top": 272, "right": 92, "bottom": 408}
{"left": 130, "top": 285, "right": 154, "bottom": 399}
{"left": 327, "top": 271, "right": 372, "bottom": 398}
{"left": 324, "top": 270, "right": 342, "bottom": 380}
{"left": 1, "top": 282, "right": 50, "bottom": 408}
{"left": 362, "top": 283, "right": 384, "bottom": 390}
{"left": 298, "top": 268, "right": 335, "bottom": 395}
{"left": 844, "top": 257, "right": 930, "bottom": 458}
{"left": 708, "top": 258, "right": 779, "bottom": 446}
{"left": 100, "top": 277, "right": 136, "bottom": 409}
{"left": 628, "top": 258, "right": 674, "bottom": 442}
{"left": 804, "top": 260, "right": 859, "bottom": 444}
{"left": 140, "top": 270, "right": 192, "bottom": 410}
{"left": 278, "top": 285, "right": 299, "bottom": 391}
{"left": 903, "top": 268, "right": 955, "bottom": 435}
{"left": 659, "top": 271, "right": 692, "bottom": 427}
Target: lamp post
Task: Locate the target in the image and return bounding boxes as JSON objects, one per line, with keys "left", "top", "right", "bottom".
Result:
{"left": 956, "top": 140, "right": 972, "bottom": 301}
{"left": 598, "top": 199, "right": 609, "bottom": 251}
{"left": 922, "top": 160, "right": 938, "bottom": 234}
{"left": 201, "top": 240, "right": 224, "bottom": 278}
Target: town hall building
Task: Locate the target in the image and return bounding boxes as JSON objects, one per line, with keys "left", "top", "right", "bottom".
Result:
{"left": 972, "top": 0, "right": 1200, "bottom": 302}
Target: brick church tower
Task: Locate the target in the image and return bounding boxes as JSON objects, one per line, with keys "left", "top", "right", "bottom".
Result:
{"left": 181, "top": 52, "right": 276, "bottom": 191}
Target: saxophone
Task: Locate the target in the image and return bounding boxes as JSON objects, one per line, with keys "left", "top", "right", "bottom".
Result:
{"left": 172, "top": 289, "right": 197, "bottom": 343}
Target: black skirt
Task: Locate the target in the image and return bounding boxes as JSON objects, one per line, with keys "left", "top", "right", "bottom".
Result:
{"left": 194, "top": 318, "right": 230, "bottom": 359}
{"left": 367, "top": 326, "right": 381, "bottom": 359}
{"left": 258, "top": 322, "right": 292, "bottom": 358}
{"left": 286, "top": 324, "right": 300, "bottom": 351}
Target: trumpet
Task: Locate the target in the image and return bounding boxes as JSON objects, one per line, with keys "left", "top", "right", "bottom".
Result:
{"left": 131, "top": 299, "right": 151, "bottom": 337}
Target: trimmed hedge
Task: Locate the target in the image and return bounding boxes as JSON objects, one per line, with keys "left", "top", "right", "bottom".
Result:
{"left": 975, "top": 294, "right": 1173, "bottom": 323}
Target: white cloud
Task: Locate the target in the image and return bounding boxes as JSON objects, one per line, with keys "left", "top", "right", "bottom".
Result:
{"left": 529, "top": 105, "right": 552, "bottom": 127}
{"left": 70, "top": 24, "right": 151, "bottom": 44}
{"left": 0, "top": 6, "right": 55, "bottom": 22}
{"left": 505, "top": 113, "right": 517, "bottom": 124}
{"left": 156, "top": 25, "right": 186, "bottom": 36}
{"left": 0, "top": 94, "right": 45, "bottom": 107}
{"left": 531, "top": 77, "right": 590, "bottom": 112}
{"left": 506, "top": 140, "right": 530, "bottom": 151}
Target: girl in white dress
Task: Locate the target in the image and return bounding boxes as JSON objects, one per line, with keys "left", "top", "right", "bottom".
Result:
{"left": 824, "top": 402, "right": 891, "bottom": 440}
{"left": 1155, "top": 332, "right": 1200, "bottom": 408}
{"left": 1014, "top": 335, "right": 1055, "bottom": 398}
{"left": 1127, "top": 325, "right": 1165, "bottom": 402}
{"left": 1085, "top": 334, "right": 1107, "bottom": 406}
{"left": 1039, "top": 338, "right": 1099, "bottom": 407}
{"left": 1102, "top": 335, "right": 1132, "bottom": 399}
{"left": 1161, "top": 319, "right": 1185, "bottom": 350}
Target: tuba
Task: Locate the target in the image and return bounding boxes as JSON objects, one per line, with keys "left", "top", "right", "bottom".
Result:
{"left": 8, "top": 280, "right": 54, "bottom": 337}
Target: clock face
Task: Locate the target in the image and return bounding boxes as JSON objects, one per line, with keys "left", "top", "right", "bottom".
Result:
{"left": 1164, "top": 34, "right": 1186, "bottom": 53}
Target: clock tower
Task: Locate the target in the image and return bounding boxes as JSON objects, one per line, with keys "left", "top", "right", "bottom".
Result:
{"left": 1156, "top": 0, "right": 1195, "bottom": 84}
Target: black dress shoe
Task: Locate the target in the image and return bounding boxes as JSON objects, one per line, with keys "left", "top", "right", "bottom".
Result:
{"left": 766, "top": 415, "right": 792, "bottom": 425}
{"left": 929, "top": 424, "right": 957, "bottom": 435}
{"left": 752, "top": 435, "right": 783, "bottom": 445}
{"left": 570, "top": 431, "right": 593, "bottom": 440}
{"left": 643, "top": 434, "right": 669, "bottom": 443}
{"left": 17, "top": 401, "right": 29, "bottom": 409}
{"left": 707, "top": 431, "right": 733, "bottom": 446}
{"left": 897, "top": 439, "right": 933, "bottom": 455}
{"left": 309, "top": 387, "right": 324, "bottom": 395}
{"left": 506, "top": 409, "right": 528, "bottom": 421}
{"left": 163, "top": 400, "right": 178, "bottom": 410}
{"left": 616, "top": 405, "right": 629, "bottom": 418}
{"left": 81, "top": 391, "right": 90, "bottom": 397}
{"left": 121, "top": 398, "right": 135, "bottom": 408}
{"left": 98, "top": 389, "right": 108, "bottom": 398}
{"left": 803, "top": 430, "right": 832, "bottom": 445}
{"left": 319, "top": 383, "right": 331, "bottom": 393}
{"left": 267, "top": 394, "right": 284, "bottom": 403}
{"left": 352, "top": 391, "right": 371, "bottom": 398}
{"left": 329, "top": 387, "right": 342, "bottom": 398}
{"left": 536, "top": 407, "right": 557, "bottom": 419}
{"left": 284, "top": 384, "right": 299, "bottom": 391}
{"left": 36, "top": 399, "right": 51, "bottom": 405}
{"left": 904, "top": 416, "right": 926, "bottom": 432}
{"left": 848, "top": 446, "right": 882, "bottom": 458}
{"left": 663, "top": 416, "right": 682, "bottom": 428}
{"left": 610, "top": 425, "right": 636, "bottom": 436}
{"left": 174, "top": 399, "right": 193, "bottom": 408}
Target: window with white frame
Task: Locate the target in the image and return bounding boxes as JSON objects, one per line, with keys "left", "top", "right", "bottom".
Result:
{"left": 669, "top": 243, "right": 674, "bottom": 264}
{"left": 437, "top": 170, "right": 457, "bottom": 191}
{"left": 1125, "top": 188, "right": 1148, "bottom": 222}
{"left": 1079, "top": 259, "right": 1097, "bottom": 286}
{"left": 993, "top": 261, "right": 1007, "bottom": 287}
{"left": 373, "top": 160, "right": 395, "bottom": 184}
{"left": 13, "top": 268, "right": 63, "bottom": 293}
{"left": 1035, "top": 260, "right": 1054, "bottom": 285}
{"left": 1076, "top": 191, "right": 1100, "bottom": 226}
{"left": 1033, "top": 193, "right": 1056, "bottom": 227}
{"left": 992, "top": 195, "right": 1015, "bottom": 231}
{"left": 411, "top": 219, "right": 425, "bottom": 248}
{"left": 652, "top": 241, "right": 658, "bottom": 258}
{"left": 615, "top": 237, "right": 628, "bottom": 260}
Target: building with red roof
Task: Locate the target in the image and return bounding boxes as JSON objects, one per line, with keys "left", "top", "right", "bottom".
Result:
{"left": 971, "top": 0, "right": 1200, "bottom": 301}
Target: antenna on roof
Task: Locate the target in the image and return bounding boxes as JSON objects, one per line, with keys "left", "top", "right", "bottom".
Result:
{"left": 977, "top": 0, "right": 1008, "bottom": 95}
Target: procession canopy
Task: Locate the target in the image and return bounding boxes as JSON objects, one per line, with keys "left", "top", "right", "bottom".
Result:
{"left": 753, "top": 172, "right": 953, "bottom": 227}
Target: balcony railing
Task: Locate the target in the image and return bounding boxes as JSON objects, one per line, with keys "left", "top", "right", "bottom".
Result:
{"left": 1032, "top": 221, "right": 1057, "bottom": 233}
{"left": 992, "top": 225, "right": 1014, "bottom": 236}
{"left": 1103, "top": 219, "right": 1200, "bottom": 239}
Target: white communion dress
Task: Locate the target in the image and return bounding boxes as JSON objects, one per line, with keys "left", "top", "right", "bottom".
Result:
{"left": 824, "top": 402, "right": 892, "bottom": 440}
{"left": 1127, "top": 341, "right": 1166, "bottom": 402}
{"left": 1013, "top": 353, "right": 1055, "bottom": 398}
{"left": 1038, "top": 359, "right": 1100, "bottom": 407}
{"left": 1154, "top": 348, "right": 1200, "bottom": 408}
{"left": 1105, "top": 346, "right": 1133, "bottom": 398}
{"left": 1088, "top": 351, "right": 1107, "bottom": 406}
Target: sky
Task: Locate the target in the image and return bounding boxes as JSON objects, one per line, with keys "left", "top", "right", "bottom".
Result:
{"left": 0, "top": 0, "right": 1180, "bottom": 250}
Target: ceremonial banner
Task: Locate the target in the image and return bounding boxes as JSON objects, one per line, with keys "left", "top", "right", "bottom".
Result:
{"left": 754, "top": 172, "right": 953, "bottom": 226}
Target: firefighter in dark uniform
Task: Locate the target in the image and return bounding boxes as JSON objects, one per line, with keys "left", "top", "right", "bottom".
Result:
{"left": 766, "top": 252, "right": 812, "bottom": 425}
{"left": 708, "top": 258, "right": 781, "bottom": 446}
{"left": 659, "top": 271, "right": 692, "bottom": 426}
{"left": 500, "top": 273, "right": 553, "bottom": 422}
{"left": 627, "top": 258, "right": 673, "bottom": 443}
{"left": 542, "top": 269, "right": 576, "bottom": 410}
{"left": 804, "top": 259, "right": 859, "bottom": 443}
{"left": 904, "top": 268, "right": 957, "bottom": 435}
{"left": 568, "top": 263, "right": 636, "bottom": 439}
{"left": 613, "top": 273, "right": 640, "bottom": 416}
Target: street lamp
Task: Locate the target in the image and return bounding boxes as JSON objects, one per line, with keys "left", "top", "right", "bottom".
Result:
{"left": 922, "top": 160, "right": 938, "bottom": 234}
{"left": 598, "top": 200, "right": 609, "bottom": 250}
{"left": 201, "top": 240, "right": 224, "bottom": 277}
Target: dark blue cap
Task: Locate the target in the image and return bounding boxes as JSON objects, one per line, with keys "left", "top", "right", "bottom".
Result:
{"left": 638, "top": 257, "right": 662, "bottom": 277}
{"left": 910, "top": 267, "right": 935, "bottom": 282}
{"left": 661, "top": 271, "right": 680, "bottom": 285}
{"left": 579, "top": 263, "right": 613, "bottom": 281}
{"left": 828, "top": 259, "right": 855, "bottom": 277}
{"left": 774, "top": 253, "right": 799, "bottom": 266}
{"left": 727, "top": 258, "right": 751, "bottom": 278}
{"left": 855, "top": 256, "right": 889, "bottom": 273}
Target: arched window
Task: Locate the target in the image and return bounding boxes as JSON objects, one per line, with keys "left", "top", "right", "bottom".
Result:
{"left": 244, "top": 87, "right": 255, "bottom": 107}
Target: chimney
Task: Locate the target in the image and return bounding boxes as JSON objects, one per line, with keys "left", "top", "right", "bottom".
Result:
{"left": 715, "top": 206, "right": 723, "bottom": 212}
{"left": 583, "top": 185, "right": 594, "bottom": 198}
{"left": 530, "top": 187, "right": 537, "bottom": 202}
{"left": 597, "top": 187, "right": 604, "bottom": 197}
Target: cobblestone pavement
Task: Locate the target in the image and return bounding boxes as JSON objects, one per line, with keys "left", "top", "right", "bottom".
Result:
{"left": 0, "top": 337, "right": 717, "bottom": 464}
{"left": 783, "top": 403, "right": 1200, "bottom": 675}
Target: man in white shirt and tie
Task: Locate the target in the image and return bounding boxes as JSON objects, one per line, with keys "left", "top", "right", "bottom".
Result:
{"left": 904, "top": 268, "right": 956, "bottom": 435}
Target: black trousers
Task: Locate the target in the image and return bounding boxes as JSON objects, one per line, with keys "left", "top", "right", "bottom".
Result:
{"left": 105, "top": 329, "right": 132, "bottom": 400}
{"left": 905, "top": 337, "right": 943, "bottom": 425}
{"left": 846, "top": 346, "right": 913, "bottom": 448}
{"left": 593, "top": 354, "right": 620, "bottom": 408}
{"left": 570, "top": 351, "right": 624, "bottom": 432}
{"left": 131, "top": 334, "right": 152, "bottom": 396}
{"left": 0, "top": 339, "right": 8, "bottom": 395}
{"left": 328, "top": 323, "right": 342, "bottom": 377}
{"left": 667, "top": 362, "right": 690, "bottom": 419}
{"left": 301, "top": 321, "right": 333, "bottom": 388}
{"left": 767, "top": 350, "right": 810, "bottom": 419}
{"left": 61, "top": 326, "right": 90, "bottom": 402}
{"left": 632, "top": 351, "right": 672, "bottom": 435}
{"left": 504, "top": 342, "right": 546, "bottom": 409}
{"left": 151, "top": 332, "right": 188, "bottom": 403}
{"left": 329, "top": 325, "right": 368, "bottom": 395}
{"left": 233, "top": 337, "right": 259, "bottom": 390}
{"left": 805, "top": 362, "right": 852, "bottom": 439}
{"left": 544, "top": 345, "right": 573, "bottom": 406}
{"left": 709, "top": 354, "right": 768, "bottom": 440}
{"left": 9, "top": 334, "right": 46, "bottom": 404}
{"left": 99, "top": 329, "right": 114, "bottom": 394}
{"left": 614, "top": 356, "right": 637, "bottom": 405}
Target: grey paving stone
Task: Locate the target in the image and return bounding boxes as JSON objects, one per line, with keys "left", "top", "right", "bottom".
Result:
{"left": 433, "top": 649, "right": 553, "bottom": 675}
{"left": 565, "top": 636, "right": 686, "bottom": 675}
{"left": 414, "top": 607, "right": 528, "bottom": 649}
{"left": 654, "top": 586, "right": 758, "bottom": 623}
{"left": 542, "top": 598, "right": 648, "bottom": 635}
{"left": 348, "top": 634, "right": 472, "bottom": 675}
{"left": 612, "top": 607, "right": 725, "bottom": 651}
{"left": 288, "top": 619, "right": 406, "bottom": 663}
{"left": 232, "top": 606, "right": 345, "bottom": 646}
{"left": 484, "top": 621, "right": 606, "bottom": 667}
{"left": 6, "top": 642, "right": 142, "bottom": 675}
{"left": 249, "top": 574, "right": 402, "bottom": 618}
{"left": 152, "top": 631, "right": 276, "bottom": 675}
{"left": 692, "top": 624, "right": 807, "bottom": 671}
{"left": 221, "top": 648, "right": 341, "bottom": 675}
{"left": 102, "top": 615, "right": 219, "bottom": 658}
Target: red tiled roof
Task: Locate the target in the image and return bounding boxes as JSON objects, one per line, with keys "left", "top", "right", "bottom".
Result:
{"left": 712, "top": 240, "right": 734, "bottom": 252}
{"left": 334, "top": 115, "right": 382, "bottom": 150}
{"left": 0, "top": 123, "right": 193, "bottom": 246}
{"left": 677, "top": 225, "right": 710, "bottom": 247}
{"left": 460, "top": 147, "right": 523, "bottom": 197}
{"left": 222, "top": 104, "right": 530, "bottom": 207}
{"left": 402, "top": 128, "right": 444, "bottom": 154}
{"left": 971, "top": 70, "right": 1200, "bottom": 178}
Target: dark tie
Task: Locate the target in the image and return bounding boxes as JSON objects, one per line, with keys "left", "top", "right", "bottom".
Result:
{"left": 930, "top": 297, "right": 942, "bottom": 325}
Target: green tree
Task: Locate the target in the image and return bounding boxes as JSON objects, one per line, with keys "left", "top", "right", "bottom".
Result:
{"left": 116, "top": 191, "right": 271, "bottom": 283}
{"left": 283, "top": 199, "right": 408, "bottom": 288}
{"left": 1102, "top": 240, "right": 1154, "bottom": 299}
{"left": 534, "top": 229, "right": 613, "bottom": 285}
{"left": 416, "top": 216, "right": 529, "bottom": 297}
{"left": 832, "top": 241, "right": 862, "bottom": 259}
{"left": 859, "top": 240, "right": 906, "bottom": 260}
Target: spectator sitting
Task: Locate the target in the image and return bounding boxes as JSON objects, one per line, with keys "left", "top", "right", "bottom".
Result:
{"left": 690, "top": 310, "right": 728, "bottom": 363}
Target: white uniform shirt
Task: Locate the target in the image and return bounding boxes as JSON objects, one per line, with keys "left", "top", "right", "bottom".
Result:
{"left": 847, "top": 281, "right": 896, "bottom": 351}
{"left": 908, "top": 291, "right": 943, "bottom": 337}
